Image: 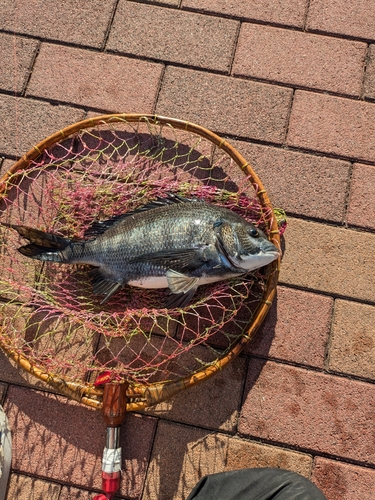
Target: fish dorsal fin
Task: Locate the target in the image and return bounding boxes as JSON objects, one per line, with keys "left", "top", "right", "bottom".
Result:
{"left": 84, "top": 215, "right": 128, "bottom": 238}
{"left": 84, "top": 194, "right": 198, "bottom": 238}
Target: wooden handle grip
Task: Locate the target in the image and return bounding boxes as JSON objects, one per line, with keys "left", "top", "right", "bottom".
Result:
{"left": 102, "top": 383, "right": 128, "bottom": 427}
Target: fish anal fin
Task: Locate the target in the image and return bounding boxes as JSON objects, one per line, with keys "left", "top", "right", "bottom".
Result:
{"left": 166, "top": 286, "right": 198, "bottom": 309}
{"left": 90, "top": 268, "right": 122, "bottom": 302}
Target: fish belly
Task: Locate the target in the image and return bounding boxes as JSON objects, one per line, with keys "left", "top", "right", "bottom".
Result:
{"left": 127, "top": 272, "right": 242, "bottom": 290}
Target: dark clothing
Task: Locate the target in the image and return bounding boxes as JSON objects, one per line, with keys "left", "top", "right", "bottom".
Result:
{"left": 187, "top": 468, "right": 327, "bottom": 500}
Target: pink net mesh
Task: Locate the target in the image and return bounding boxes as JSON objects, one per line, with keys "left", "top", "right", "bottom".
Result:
{"left": 0, "top": 117, "right": 279, "bottom": 397}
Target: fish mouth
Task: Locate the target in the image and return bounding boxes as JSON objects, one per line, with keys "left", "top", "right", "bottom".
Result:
{"left": 266, "top": 250, "right": 281, "bottom": 258}
{"left": 260, "top": 240, "right": 281, "bottom": 257}
{"left": 259, "top": 249, "right": 280, "bottom": 261}
{"left": 236, "top": 248, "right": 280, "bottom": 272}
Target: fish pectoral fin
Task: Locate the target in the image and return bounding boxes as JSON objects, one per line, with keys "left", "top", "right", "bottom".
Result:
{"left": 166, "top": 270, "right": 199, "bottom": 308}
{"left": 166, "top": 270, "right": 199, "bottom": 294}
{"left": 90, "top": 268, "right": 122, "bottom": 303}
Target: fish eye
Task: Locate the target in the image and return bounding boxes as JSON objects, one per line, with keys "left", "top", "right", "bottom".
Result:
{"left": 249, "top": 228, "right": 259, "bottom": 237}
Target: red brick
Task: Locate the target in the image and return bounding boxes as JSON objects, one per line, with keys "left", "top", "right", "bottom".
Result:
{"left": 181, "top": 0, "right": 308, "bottom": 28}
{"left": 233, "top": 24, "right": 366, "bottom": 96}
{"left": 0, "top": 34, "right": 38, "bottom": 94}
{"left": 59, "top": 485, "right": 97, "bottom": 499}
{"left": 312, "top": 457, "right": 375, "bottom": 500}
{"left": 0, "top": 0, "right": 115, "bottom": 48}
{"left": 239, "top": 360, "right": 375, "bottom": 463}
{"left": 328, "top": 299, "right": 375, "bottom": 380}
{"left": 156, "top": 67, "right": 293, "bottom": 142}
{"left": 107, "top": 1, "right": 239, "bottom": 72}
{"left": 144, "top": 355, "right": 246, "bottom": 432}
{"left": 280, "top": 218, "right": 375, "bottom": 303}
{"left": 231, "top": 140, "right": 351, "bottom": 222}
{"left": 248, "top": 287, "right": 332, "bottom": 368}
{"left": 6, "top": 474, "right": 61, "bottom": 500}
{"left": 0, "top": 158, "right": 14, "bottom": 177}
{"left": 148, "top": 0, "right": 178, "bottom": 4}
{"left": 306, "top": 0, "right": 375, "bottom": 40}
{"left": 0, "top": 349, "right": 54, "bottom": 391}
{"left": 0, "top": 95, "right": 85, "bottom": 157}
{"left": 4, "top": 386, "right": 156, "bottom": 497}
{"left": 347, "top": 163, "right": 375, "bottom": 230}
{"left": 27, "top": 43, "right": 163, "bottom": 113}
{"left": 364, "top": 45, "right": 375, "bottom": 99}
{"left": 287, "top": 91, "right": 375, "bottom": 163}
{"left": 143, "top": 420, "right": 312, "bottom": 499}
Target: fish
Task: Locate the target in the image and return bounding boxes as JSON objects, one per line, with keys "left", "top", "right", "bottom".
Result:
{"left": 3, "top": 194, "right": 280, "bottom": 308}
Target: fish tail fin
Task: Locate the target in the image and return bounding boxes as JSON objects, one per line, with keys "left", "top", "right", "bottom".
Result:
{"left": 3, "top": 223, "right": 77, "bottom": 263}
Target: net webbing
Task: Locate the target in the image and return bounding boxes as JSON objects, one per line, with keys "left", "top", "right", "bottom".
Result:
{"left": 0, "top": 117, "right": 280, "bottom": 407}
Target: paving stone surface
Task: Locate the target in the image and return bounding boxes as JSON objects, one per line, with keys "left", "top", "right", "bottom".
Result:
{"left": 239, "top": 359, "right": 375, "bottom": 464}
{"left": 0, "top": 0, "right": 116, "bottom": 48}
{"left": 306, "top": 0, "right": 375, "bottom": 41}
{"left": 233, "top": 24, "right": 366, "bottom": 95}
{"left": 0, "top": 95, "right": 85, "bottom": 157}
{"left": 143, "top": 355, "right": 247, "bottom": 432}
{"left": 364, "top": 44, "right": 375, "bottom": 99}
{"left": 143, "top": 420, "right": 313, "bottom": 500}
{"left": 107, "top": 1, "right": 239, "bottom": 72}
{"left": 312, "top": 457, "right": 375, "bottom": 500}
{"left": 328, "top": 299, "right": 375, "bottom": 379}
{"left": 287, "top": 91, "right": 375, "bottom": 162}
{"left": 347, "top": 163, "right": 375, "bottom": 230}
{"left": 0, "top": 33, "right": 38, "bottom": 94}
{"left": 59, "top": 486, "right": 99, "bottom": 499}
{"left": 27, "top": 44, "right": 163, "bottom": 113}
{"left": 248, "top": 286, "right": 332, "bottom": 368}
{"left": 1, "top": 3, "right": 375, "bottom": 500}
{"left": 156, "top": 67, "right": 293, "bottom": 142}
{"left": 6, "top": 475, "right": 61, "bottom": 500}
{"left": 4, "top": 385, "right": 156, "bottom": 498}
{"left": 181, "top": 0, "right": 309, "bottom": 27}
{"left": 280, "top": 218, "right": 375, "bottom": 302}
{"left": 231, "top": 140, "right": 351, "bottom": 221}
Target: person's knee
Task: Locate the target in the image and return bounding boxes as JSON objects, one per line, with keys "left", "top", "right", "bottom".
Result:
{"left": 187, "top": 467, "right": 327, "bottom": 500}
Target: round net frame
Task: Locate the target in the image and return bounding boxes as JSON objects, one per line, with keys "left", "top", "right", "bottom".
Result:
{"left": 0, "top": 114, "right": 280, "bottom": 412}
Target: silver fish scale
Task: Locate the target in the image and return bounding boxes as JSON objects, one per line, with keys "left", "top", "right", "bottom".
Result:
{"left": 72, "top": 201, "right": 250, "bottom": 282}
{"left": 8, "top": 197, "right": 278, "bottom": 306}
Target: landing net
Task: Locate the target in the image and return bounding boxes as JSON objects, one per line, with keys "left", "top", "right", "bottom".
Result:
{"left": 0, "top": 115, "right": 280, "bottom": 409}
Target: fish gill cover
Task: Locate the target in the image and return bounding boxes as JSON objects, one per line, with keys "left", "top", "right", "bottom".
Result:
{"left": 0, "top": 117, "right": 279, "bottom": 396}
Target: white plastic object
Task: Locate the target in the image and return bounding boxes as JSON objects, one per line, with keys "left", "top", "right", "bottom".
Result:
{"left": 102, "top": 447, "right": 121, "bottom": 474}
{"left": 0, "top": 405, "right": 11, "bottom": 500}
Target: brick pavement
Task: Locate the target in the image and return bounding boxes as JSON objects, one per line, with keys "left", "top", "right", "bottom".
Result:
{"left": 0, "top": 1, "right": 375, "bottom": 499}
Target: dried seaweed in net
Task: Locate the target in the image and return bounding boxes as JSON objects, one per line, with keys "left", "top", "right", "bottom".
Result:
{"left": 0, "top": 117, "right": 279, "bottom": 405}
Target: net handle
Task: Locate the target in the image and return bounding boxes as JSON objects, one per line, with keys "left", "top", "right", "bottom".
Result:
{"left": 0, "top": 114, "right": 280, "bottom": 410}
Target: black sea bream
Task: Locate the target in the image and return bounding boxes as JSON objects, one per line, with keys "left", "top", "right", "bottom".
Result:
{"left": 5, "top": 195, "right": 280, "bottom": 308}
